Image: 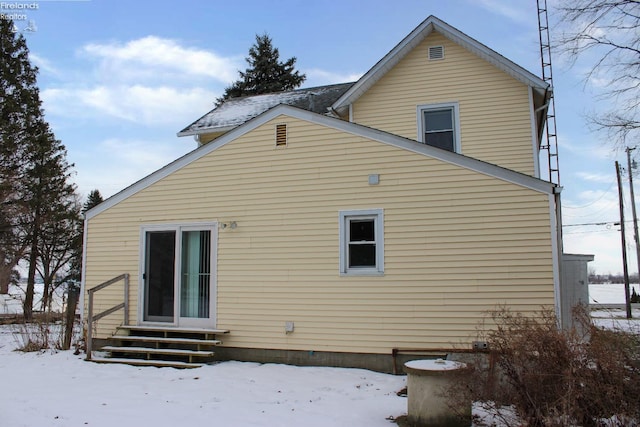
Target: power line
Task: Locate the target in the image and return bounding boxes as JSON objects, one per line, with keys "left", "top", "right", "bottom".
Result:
{"left": 562, "top": 221, "right": 633, "bottom": 227}
{"left": 563, "top": 180, "right": 616, "bottom": 209}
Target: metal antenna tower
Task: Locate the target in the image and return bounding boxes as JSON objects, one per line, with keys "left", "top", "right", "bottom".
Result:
{"left": 537, "top": 0, "right": 560, "bottom": 185}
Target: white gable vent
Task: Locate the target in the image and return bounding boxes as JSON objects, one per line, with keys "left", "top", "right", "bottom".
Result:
{"left": 428, "top": 45, "right": 444, "bottom": 60}
{"left": 275, "top": 123, "right": 287, "bottom": 146}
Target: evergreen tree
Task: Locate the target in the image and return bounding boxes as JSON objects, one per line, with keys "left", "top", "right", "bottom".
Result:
{"left": 84, "top": 189, "right": 104, "bottom": 213}
{"left": 0, "top": 19, "right": 78, "bottom": 317}
{"left": 22, "top": 119, "right": 77, "bottom": 320}
{"left": 217, "top": 33, "right": 306, "bottom": 105}
{"left": 0, "top": 20, "right": 35, "bottom": 293}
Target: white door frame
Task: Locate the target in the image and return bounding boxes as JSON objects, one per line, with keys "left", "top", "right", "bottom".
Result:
{"left": 138, "top": 222, "right": 218, "bottom": 328}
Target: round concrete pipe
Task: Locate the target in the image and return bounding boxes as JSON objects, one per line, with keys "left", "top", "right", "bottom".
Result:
{"left": 404, "top": 359, "right": 470, "bottom": 427}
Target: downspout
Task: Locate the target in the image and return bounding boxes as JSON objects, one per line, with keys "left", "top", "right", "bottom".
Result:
{"left": 327, "top": 107, "right": 341, "bottom": 118}
{"left": 529, "top": 86, "right": 542, "bottom": 179}
{"left": 552, "top": 186, "right": 564, "bottom": 327}
{"left": 79, "top": 213, "right": 89, "bottom": 328}
{"left": 534, "top": 101, "right": 550, "bottom": 113}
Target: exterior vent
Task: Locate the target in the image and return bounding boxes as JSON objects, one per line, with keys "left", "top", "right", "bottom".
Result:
{"left": 275, "top": 123, "right": 287, "bottom": 146}
{"left": 428, "top": 45, "right": 444, "bottom": 60}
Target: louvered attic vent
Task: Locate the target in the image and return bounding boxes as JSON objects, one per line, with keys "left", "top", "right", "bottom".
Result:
{"left": 428, "top": 45, "right": 444, "bottom": 60}
{"left": 275, "top": 123, "right": 287, "bottom": 146}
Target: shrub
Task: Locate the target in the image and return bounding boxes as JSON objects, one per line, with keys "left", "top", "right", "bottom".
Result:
{"left": 10, "top": 312, "right": 74, "bottom": 352}
{"left": 450, "top": 306, "right": 640, "bottom": 427}
{"left": 12, "top": 317, "right": 56, "bottom": 352}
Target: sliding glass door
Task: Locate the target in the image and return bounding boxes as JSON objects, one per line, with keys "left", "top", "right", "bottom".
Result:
{"left": 142, "top": 224, "right": 216, "bottom": 328}
{"left": 144, "top": 231, "right": 176, "bottom": 322}
{"left": 180, "top": 229, "right": 211, "bottom": 321}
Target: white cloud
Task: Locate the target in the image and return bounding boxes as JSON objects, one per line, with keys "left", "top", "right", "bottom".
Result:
{"left": 563, "top": 189, "right": 618, "bottom": 220}
{"left": 558, "top": 134, "right": 613, "bottom": 160}
{"left": 38, "top": 36, "right": 243, "bottom": 125}
{"left": 564, "top": 230, "right": 623, "bottom": 274}
{"left": 29, "top": 52, "right": 61, "bottom": 77}
{"left": 304, "top": 68, "right": 363, "bottom": 86}
{"left": 473, "top": 0, "right": 531, "bottom": 23}
{"left": 561, "top": 187, "right": 635, "bottom": 274}
{"left": 81, "top": 36, "right": 242, "bottom": 83}
{"left": 575, "top": 171, "right": 615, "bottom": 184}
{"left": 42, "top": 85, "right": 217, "bottom": 126}
{"left": 74, "top": 137, "right": 193, "bottom": 198}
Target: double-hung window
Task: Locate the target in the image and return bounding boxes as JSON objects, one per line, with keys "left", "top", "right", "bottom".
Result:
{"left": 339, "top": 209, "right": 384, "bottom": 275}
{"left": 417, "top": 103, "right": 460, "bottom": 152}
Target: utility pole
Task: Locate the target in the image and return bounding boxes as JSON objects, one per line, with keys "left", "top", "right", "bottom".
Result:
{"left": 616, "top": 161, "right": 633, "bottom": 319}
{"left": 626, "top": 147, "right": 639, "bottom": 317}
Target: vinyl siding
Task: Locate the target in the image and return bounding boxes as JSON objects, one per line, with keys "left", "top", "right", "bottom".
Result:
{"left": 352, "top": 32, "right": 536, "bottom": 176}
{"left": 84, "top": 114, "right": 554, "bottom": 353}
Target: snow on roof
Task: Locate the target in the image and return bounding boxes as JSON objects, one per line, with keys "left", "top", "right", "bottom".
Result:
{"left": 178, "top": 82, "right": 354, "bottom": 137}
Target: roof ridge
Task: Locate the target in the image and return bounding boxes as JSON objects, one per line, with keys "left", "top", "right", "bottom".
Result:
{"left": 223, "top": 81, "right": 355, "bottom": 102}
{"left": 332, "top": 15, "right": 548, "bottom": 113}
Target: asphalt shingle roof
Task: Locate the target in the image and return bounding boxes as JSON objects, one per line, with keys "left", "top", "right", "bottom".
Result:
{"left": 178, "top": 82, "right": 354, "bottom": 136}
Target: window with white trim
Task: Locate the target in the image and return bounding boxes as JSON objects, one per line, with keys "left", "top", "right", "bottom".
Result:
{"left": 339, "top": 209, "right": 384, "bottom": 275}
{"left": 417, "top": 103, "right": 460, "bottom": 152}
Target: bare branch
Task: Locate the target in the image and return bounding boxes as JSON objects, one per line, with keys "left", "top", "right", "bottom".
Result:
{"left": 554, "top": 0, "right": 640, "bottom": 147}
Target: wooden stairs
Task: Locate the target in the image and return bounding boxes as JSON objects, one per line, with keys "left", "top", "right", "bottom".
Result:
{"left": 90, "top": 325, "right": 229, "bottom": 369}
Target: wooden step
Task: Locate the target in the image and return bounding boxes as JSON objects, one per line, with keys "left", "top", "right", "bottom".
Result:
{"left": 92, "top": 325, "right": 230, "bottom": 368}
{"left": 91, "top": 357, "right": 203, "bottom": 369}
{"left": 118, "top": 325, "right": 229, "bottom": 335}
{"left": 114, "top": 336, "right": 221, "bottom": 346}
{"left": 102, "top": 346, "right": 215, "bottom": 358}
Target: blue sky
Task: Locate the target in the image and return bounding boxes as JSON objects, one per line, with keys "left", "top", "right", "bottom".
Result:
{"left": 6, "top": 0, "right": 631, "bottom": 274}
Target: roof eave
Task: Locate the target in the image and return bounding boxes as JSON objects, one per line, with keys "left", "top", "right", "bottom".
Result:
{"left": 177, "top": 125, "right": 237, "bottom": 138}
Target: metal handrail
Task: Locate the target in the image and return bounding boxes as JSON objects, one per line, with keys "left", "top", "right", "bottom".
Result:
{"left": 86, "top": 273, "right": 129, "bottom": 361}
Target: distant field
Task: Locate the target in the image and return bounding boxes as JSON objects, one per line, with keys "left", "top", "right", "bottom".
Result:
{"left": 589, "top": 283, "right": 640, "bottom": 304}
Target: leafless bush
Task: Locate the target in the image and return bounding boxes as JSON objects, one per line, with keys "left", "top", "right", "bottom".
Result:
{"left": 448, "top": 306, "right": 640, "bottom": 427}
{"left": 12, "top": 314, "right": 59, "bottom": 352}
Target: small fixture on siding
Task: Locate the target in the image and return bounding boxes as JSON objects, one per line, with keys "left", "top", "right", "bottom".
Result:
{"left": 275, "top": 123, "right": 287, "bottom": 146}
{"left": 220, "top": 221, "right": 237, "bottom": 230}
{"left": 472, "top": 341, "right": 488, "bottom": 350}
{"left": 368, "top": 174, "right": 380, "bottom": 185}
{"left": 428, "top": 45, "right": 444, "bottom": 60}
{"left": 285, "top": 321, "right": 294, "bottom": 333}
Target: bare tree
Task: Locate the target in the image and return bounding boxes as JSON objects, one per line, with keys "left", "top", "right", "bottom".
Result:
{"left": 555, "top": 0, "right": 640, "bottom": 149}
{"left": 37, "top": 193, "right": 82, "bottom": 311}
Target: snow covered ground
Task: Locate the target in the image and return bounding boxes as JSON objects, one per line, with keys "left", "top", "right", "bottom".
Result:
{"left": 1, "top": 284, "right": 639, "bottom": 427}
{"left": 0, "top": 282, "right": 65, "bottom": 315}
{"left": 589, "top": 283, "right": 640, "bottom": 304}
{"left": 0, "top": 328, "right": 406, "bottom": 427}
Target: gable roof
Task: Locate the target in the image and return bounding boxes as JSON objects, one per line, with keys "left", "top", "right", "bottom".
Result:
{"left": 331, "top": 15, "right": 550, "bottom": 114}
{"left": 178, "top": 82, "right": 353, "bottom": 137}
{"left": 88, "top": 104, "right": 556, "bottom": 220}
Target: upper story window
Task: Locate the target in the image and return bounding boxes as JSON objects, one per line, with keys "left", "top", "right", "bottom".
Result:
{"left": 339, "top": 209, "right": 384, "bottom": 276}
{"left": 417, "top": 102, "right": 460, "bottom": 153}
